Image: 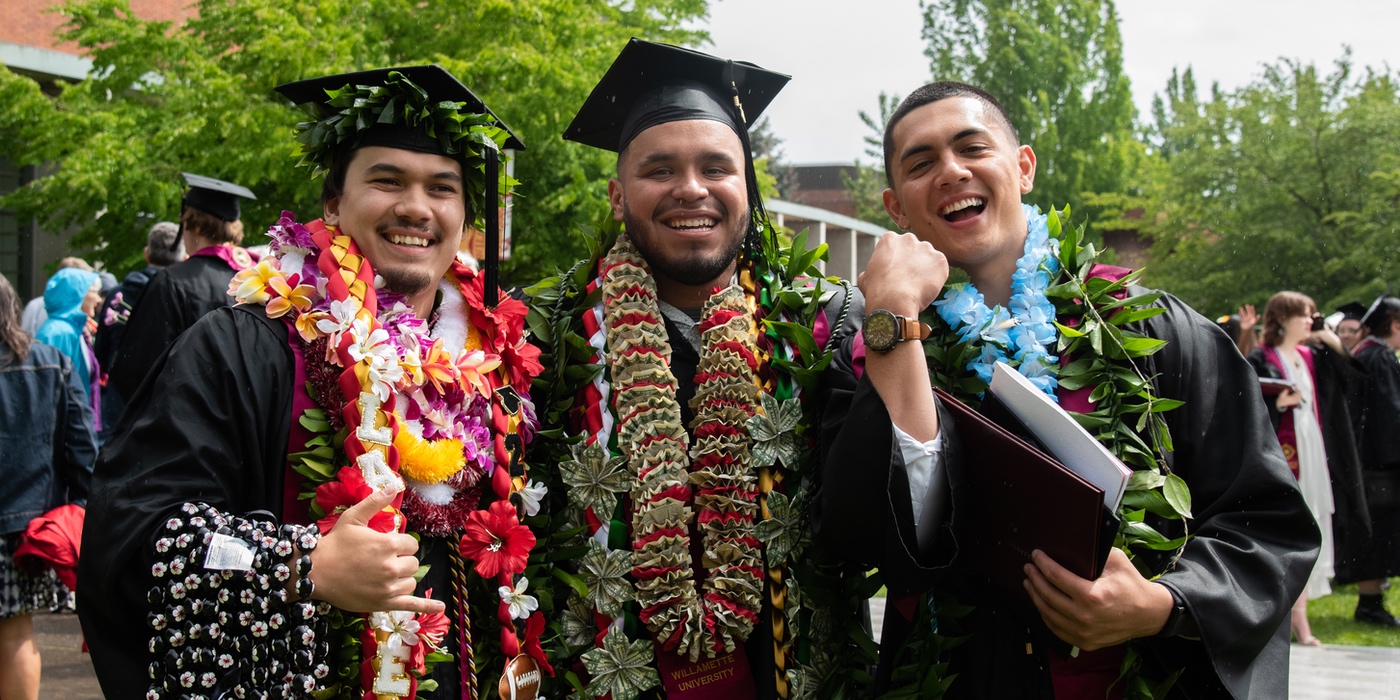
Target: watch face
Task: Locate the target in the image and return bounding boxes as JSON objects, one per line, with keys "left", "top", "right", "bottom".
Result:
{"left": 864, "top": 310, "right": 899, "bottom": 351}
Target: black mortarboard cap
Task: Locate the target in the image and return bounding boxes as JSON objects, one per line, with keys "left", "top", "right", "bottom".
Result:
{"left": 1361, "top": 294, "right": 1400, "bottom": 332}
{"left": 182, "top": 172, "right": 256, "bottom": 222}
{"left": 274, "top": 65, "right": 524, "bottom": 155}
{"left": 1336, "top": 302, "right": 1367, "bottom": 321}
{"left": 563, "top": 39, "right": 790, "bottom": 153}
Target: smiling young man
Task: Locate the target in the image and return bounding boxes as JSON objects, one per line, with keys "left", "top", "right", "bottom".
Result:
{"left": 79, "top": 67, "right": 544, "bottom": 700}
{"left": 517, "top": 40, "right": 864, "bottom": 700}
{"left": 816, "top": 82, "right": 1320, "bottom": 698}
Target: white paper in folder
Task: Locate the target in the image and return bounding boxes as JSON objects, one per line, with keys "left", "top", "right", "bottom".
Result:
{"left": 988, "top": 361, "right": 1132, "bottom": 510}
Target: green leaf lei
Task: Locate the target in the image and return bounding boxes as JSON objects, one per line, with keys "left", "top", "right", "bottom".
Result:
{"left": 522, "top": 220, "right": 880, "bottom": 699}
{"left": 287, "top": 70, "right": 518, "bottom": 232}
{"left": 906, "top": 207, "right": 1192, "bottom": 698}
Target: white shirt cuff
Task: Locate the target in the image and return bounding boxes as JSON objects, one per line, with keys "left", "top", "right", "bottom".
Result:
{"left": 893, "top": 422, "right": 944, "bottom": 547}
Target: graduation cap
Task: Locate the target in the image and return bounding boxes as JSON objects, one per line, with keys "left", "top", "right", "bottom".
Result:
{"left": 563, "top": 39, "right": 789, "bottom": 153}
{"left": 1360, "top": 294, "right": 1400, "bottom": 331}
{"left": 564, "top": 39, "right": 790, "bottom": 252}
{"left": 182, "top": 173, "right": 256, "bottom": 223}
{"left": 275, "top": 65, "right": 525, "bottom": 306}
{"left": 1336, "top": 302, "right": 1367, "bottom": 321}
{"left": 174, "top": 173, "right": 257, "bottom": 250}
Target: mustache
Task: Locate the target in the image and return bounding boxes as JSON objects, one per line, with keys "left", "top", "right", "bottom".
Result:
{"left": 375, "top": 217, "right": 440, "bottom": 241}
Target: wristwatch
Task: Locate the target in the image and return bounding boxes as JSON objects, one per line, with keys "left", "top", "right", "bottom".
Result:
{"left": 862, "top": 309, "right": 932, "bottom": 353}
{"left": 1155, "top": 586, "right": 1199, "bottom": 639}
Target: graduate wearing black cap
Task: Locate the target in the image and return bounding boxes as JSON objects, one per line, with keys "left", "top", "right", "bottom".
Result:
{"left": 106, "top": 172, "right": 257, "bottom": 400}
{"left": 1335, "top": 301, "right": 1368, "bottom": 352}
{"left": 522, "top": 39, "right": 863, "bottom": 700}
{"left": 80, "top": 66, "right": 544, "bottom": 700}
{"left": 1345, "top": 294, "right": 1400, "bottom": 626}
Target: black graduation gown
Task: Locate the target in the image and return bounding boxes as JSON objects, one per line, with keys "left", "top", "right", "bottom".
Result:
{"left": 1347, "top": 340, "right": 1400, "bottom": 579}
{"left": 1246, "top": 344, "right": 1371, "bottom": 583}
{"left": 79, "top": 304, "right": 469, "bottom": 700}
{"left": 80, "top": 305, "right": 294, "bottom": 699}
{"left": 814, "top": 290, "right": 1320, "bottom": 699}
{"left": 108, "top": 254, "right": 240, "bottom": 401}
{"left": 93, "top": 266, "right": 159, "bottom": 374}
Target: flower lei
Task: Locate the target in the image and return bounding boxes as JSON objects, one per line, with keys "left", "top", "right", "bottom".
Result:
{"left": 599, "top": 235, "right": 765, "bottom": 660}
{"left": 932, "top": 203, "right": 1060, "bottom": 395}
{"left": 910, "top": 206, "right": 1193, "bottom": 699}
{"left": 229, "top": 211, "right": 544, "bottom": 700}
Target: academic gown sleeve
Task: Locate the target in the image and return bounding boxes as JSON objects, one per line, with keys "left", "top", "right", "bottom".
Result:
{"left": 108, "top": 269, "right": 188, "bottom": 401}
{"left": 1134, "top": 292, "right": 1319, "bottom": 699}
{"left": 78, "top": 305, "right": 294, "bottom": 700}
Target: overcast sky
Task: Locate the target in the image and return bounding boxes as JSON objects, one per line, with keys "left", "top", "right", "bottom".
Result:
{"left": 704, "top": 0, "right": 1398, "bottom": 165}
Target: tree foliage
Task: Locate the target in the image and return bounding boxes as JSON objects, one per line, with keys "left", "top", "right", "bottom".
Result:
{"left": 1143, "top": 52, "right": 1400, "bottom": 315}
{"left": 0, "top": 0, "right": 707, "bottom": 283}
{"left": 921, "top": 0, "right": 1138, "bottom": 217}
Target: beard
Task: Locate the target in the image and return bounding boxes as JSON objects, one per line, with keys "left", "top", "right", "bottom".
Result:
{"left": 373, "top": 217, "right": 441, "bottom": 297}
{"left": 622, "top": 203, "right": 749, "bottom": 287}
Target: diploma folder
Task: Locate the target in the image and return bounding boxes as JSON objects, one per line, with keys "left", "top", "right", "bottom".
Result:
{"left": 934, "top": 387, "right": 1119, "bottom": 607}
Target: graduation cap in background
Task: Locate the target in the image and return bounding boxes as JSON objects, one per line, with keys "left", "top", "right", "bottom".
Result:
{"left": 1336, "top": 302, "right": 1367, "bottom": 321}
{"left": 564, "top": 39, "right": 790, "bottom": 242}
{"left": 275, "top": 65, "right": 524, "bottom": 306}
{"left": 174, "top": 172, "right": 257, "bottom": 250}
{"left": 182, "top": 173, "right": 256, "bottom": 221}
{"left": 1360, "top": 293, "right": 1400, "bottom": 333}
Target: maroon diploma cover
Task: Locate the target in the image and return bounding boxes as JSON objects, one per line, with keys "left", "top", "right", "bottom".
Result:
{"left": 936, "top": 387, "right": 1119, "bottom": 608}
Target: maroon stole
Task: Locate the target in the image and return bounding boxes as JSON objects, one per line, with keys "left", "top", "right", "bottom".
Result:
{"left": 1260, "top": 344, "right": 1316, "bottom": 479}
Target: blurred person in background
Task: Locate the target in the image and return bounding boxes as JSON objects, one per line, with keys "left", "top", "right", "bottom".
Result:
{"left": 35, "top": 269, "right": 103, "bottom": 431}
{"left": 92, "top": 222, "right": 185, "bottom": 438}
{"left": 1217, "top": 303, "right": 1259, "bottom": 356}
{"left": 0, "top": 272, "right": 96, "bottom": 700}
{"left": 1347, "top": 296, "right": 1400, "bottom": 626}
{"left": 1333, "top": 302, "right": 1367, "bottom": 353}
{"left": 107, "top": 174, "right": 256, "bottom": 400}
{"left": 1247, "top": 291, "right": 1369, "bottom": 644}
{"left": 19, "top": 258, "right": 93, "bottom": 335}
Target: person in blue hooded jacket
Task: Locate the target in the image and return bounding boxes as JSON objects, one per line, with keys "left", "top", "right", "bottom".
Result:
{"left": 36, "top": 269, "right": 103, "bottom": 425}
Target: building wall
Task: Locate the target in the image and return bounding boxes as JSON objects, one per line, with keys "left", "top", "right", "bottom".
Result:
{"left": 2, "top": 0, "right": 191, "bottom": 55}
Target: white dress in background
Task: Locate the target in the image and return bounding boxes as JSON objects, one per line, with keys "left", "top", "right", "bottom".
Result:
{"left": 1280, "top": 345, "right": 1335, "bottom": 600}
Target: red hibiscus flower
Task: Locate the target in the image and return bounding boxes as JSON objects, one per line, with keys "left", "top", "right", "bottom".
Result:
{"left": 501, "top": 338, "right": 544, "bottom": 393}
{"left": 406, "top": 590, "right": 451, "bottom": 674}
{"left": 460, "top": 271, "right": 529, "bottom": 349}
{"left": 458, "top": 500, "right": 535, "bottom": 579}
{"left": 314, "top": 468, "right": 399, "bottom": 533}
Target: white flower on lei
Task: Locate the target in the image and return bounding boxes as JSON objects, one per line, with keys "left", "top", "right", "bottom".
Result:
{"left": 370, "top": 610, "right": 421, "bottom": 650}
{"left": 316, "top": 298, "right": 361, "bottom": 346}
{"left": 517, "top": 479, "right": 548, "bottom": 517}
{"left": 498, "top": 577, "right": 539, "bottom": 621}
{"left": 348, "top": 318, "right": 404, "bottom": 402}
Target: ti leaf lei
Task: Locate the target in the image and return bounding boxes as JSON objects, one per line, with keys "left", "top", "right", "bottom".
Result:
{"left": 910, "top": 207, "right": 1192, "bottom": 699}
{"left": 521, "top": 221, "right": 880, "bottom": 700}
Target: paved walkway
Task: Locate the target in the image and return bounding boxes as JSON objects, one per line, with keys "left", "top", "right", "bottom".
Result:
{"left": 30, "top": 607, "right": 1400, "bottom": 698}
{"left": 867, "top": 597, "right": 1400, "bottom": 699}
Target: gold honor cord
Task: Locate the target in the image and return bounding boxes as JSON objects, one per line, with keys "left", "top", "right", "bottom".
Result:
{"left": 448, "top": 540, "right": 479, "bottom": 700}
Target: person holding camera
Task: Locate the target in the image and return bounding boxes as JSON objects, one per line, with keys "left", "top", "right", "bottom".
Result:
{"left": 1247, "top": 291, "right": 1370, "bottom": 641}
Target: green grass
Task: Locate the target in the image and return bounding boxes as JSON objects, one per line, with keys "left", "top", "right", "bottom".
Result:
{"left": 1304, "top": 579, "right": 1400, "bottom": 647}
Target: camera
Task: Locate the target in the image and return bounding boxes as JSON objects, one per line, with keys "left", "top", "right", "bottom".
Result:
{"left": 1311, "top": 315, "right": 1325, "bottom": 332}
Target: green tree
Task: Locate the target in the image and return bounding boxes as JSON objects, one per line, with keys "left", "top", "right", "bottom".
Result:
{"left": 921, "top": 0, "right": 1138, "bottom": 217}
{"left": 1143, "top": 52, "right": 1400, "bottom": 315}
{"left": 0, "top": 0, "right": 707, "bottom": 283}
{"left": 843, "top": 91, "right": 900, "bottom": 231}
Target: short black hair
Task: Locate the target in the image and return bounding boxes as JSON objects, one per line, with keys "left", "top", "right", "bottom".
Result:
{"left": 1365, "top": 297, "right": 1400, "bottom": 337}
{"left": 882, "top": 81, "right": 1019, "bottom": 187}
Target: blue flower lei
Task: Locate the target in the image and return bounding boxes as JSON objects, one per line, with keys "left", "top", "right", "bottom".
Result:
{"left": 931, "top": 204, "right": 1061, "bottom": 397}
